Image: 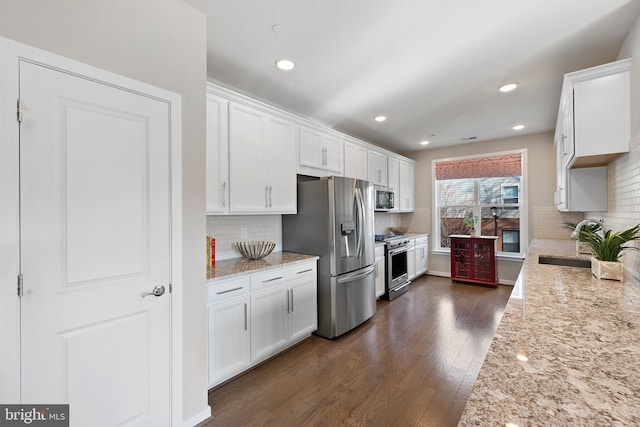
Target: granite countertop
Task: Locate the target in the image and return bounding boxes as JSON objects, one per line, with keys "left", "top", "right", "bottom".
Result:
{"left": 207, "top": 251, "right": 318, "bottom": 282}
{"left": 458, "top": 238, "right": 640, "bottom": 426}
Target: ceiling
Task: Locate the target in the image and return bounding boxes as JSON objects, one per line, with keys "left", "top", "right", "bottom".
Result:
{"left": 205, "top": 0, "right": 640, "bottom": 153}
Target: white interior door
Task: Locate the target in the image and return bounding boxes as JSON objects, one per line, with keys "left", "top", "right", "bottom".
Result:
{"left": 19, "top": 60, "right": 172, "bottom": 426}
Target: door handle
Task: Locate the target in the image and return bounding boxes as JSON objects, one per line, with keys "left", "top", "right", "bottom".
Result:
{"left": 141, "top": 285, "right": 165, "bottom": 298}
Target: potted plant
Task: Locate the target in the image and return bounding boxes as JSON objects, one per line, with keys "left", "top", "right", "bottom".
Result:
{"left": 578, "top": 223, "right": 640, "bottom": 281}
{"left": 465, "top": 215, "right": 480, "bottom": 237}
{"left": 564, "top": 221, "right": 603, "bottom": 255}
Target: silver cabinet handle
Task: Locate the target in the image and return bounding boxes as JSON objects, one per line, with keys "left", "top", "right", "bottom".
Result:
{"left": 296, "top": 268, "right": 313, "bottom": 274}
{"left": 216, "top": 286, "right": 243, "bottom": 295}
{"left": 286, "top": 289, "right": 290, "bottom": 313}
{"left": 244, "top": 303, "right": 248, "bottom": 331}
{"left": 265, "top": 185, "right": 269, "bottom": 208}
{"left": 141, "top": 284, "right": 165, "bottom": 298}
{"left": 290, "top": 289, "right": 294, "bottom": 312}
{"left": 269, "top": 185, "right": 273, "bottom": 208}
{"left": 221, "top": 181, "right": 226, "bottom": 207}
{"left": 262, "top": 276, "right": 283, "bottom": 283}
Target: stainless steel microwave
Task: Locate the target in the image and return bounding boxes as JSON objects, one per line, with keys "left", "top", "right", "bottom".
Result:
{"left": 374, "top": 185, "right": 394, "bottom": 211}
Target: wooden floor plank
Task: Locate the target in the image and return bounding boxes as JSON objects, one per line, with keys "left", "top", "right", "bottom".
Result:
{"left": 203, "top": 275, "right": 511, "bottom": 427}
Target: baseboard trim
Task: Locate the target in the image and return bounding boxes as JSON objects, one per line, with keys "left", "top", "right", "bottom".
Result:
{"left": 185, "top": 405, "right": 211, "bottom": 427}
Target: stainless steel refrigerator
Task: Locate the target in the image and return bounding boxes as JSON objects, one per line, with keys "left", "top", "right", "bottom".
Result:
{"left": 283, "top": 176, "right": 376, "bottom": 339}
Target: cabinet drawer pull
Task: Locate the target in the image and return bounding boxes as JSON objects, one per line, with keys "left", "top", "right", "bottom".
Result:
{"left": 262, "top": 276, "right": 283, "bottom": 283}
{"left": 296, "top": 268, "right": 313, "bottom": 274}
{"left": 216, "top": 286, "right": 243, "bottom": 295}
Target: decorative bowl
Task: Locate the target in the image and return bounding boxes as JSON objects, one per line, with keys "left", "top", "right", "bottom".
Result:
{"left": 234, "top": 241, "right": 276, "bottom": 260}
{"left": 389, "top": 227, "right": 408, "bottom": 235}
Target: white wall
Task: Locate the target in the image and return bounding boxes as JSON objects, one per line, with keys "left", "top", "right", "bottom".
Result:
{"left": 0, "top": 1, "right": 209, "bottom": 423}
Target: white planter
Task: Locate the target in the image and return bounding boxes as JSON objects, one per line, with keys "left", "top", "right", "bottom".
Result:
{"left": 590, "top": 256, "right": 624, "bottom": 281}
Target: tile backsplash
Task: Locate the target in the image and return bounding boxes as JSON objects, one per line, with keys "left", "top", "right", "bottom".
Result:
{"left": 206, "top": 215, "right": 282, "bottom": 260}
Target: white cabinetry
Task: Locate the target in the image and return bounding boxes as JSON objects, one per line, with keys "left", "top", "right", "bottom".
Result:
{"left": 414, "top": 235, "right": 429, "bottom": 277}
{"left": 207, "top": 260, "right": 317, "bottom": 388}
{"left": 387, "top": 157, "right": 400, "bottom": 212}
{"left": 344, "top": 138, "right": 368, "bottom": 180}
{"left": 407, "top": 238, "right": 416, "bottom": 280}
{"left": 368, "top": 150, "right": 388, "bottom": 185}
{"left": 398, "top": 161, "right": 414, "bottom": 212}
{"left": 205, "top": 92, "right": 229, "bottom": 214}
{"left": 207, "top": 277, "right": 250, "bottom": 387}
{"left": 558, "top": 58, "right": 631, "bottom": 169}
{"left": 250, "top": 263, "right": 317, "bottom": 363}
{"left": 374, "top": 244, "right": 386, "bottom": 298}
{"left": 228, "top": 103, "right": 297, "bottom": 213}
{"left": 299, "top": 125, "right": 344, "bottom": 176}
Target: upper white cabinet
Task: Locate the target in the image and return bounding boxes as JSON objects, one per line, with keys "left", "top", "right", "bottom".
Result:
{"left": 344, "top": 137, "right": 368, "bottom": 181}
{"left": 298, "top": 125, "right": 344, "bottom": 176}
{"left": 398, "top": 160, "right": 414, "bottom": 212}
{"left": 367, "top": 150, "right": 388, "bottom": 185}
{"left": 228, "top": 103, "right": 297, "bottom": 214}
{"left": 205, "top": 92, "right": 230, "bottom": 214}
{"left": 557, "top": 58, "right": 631, "bottom": 169}
{"left": 387, "top": 157, "right": 400, "bottom": 212}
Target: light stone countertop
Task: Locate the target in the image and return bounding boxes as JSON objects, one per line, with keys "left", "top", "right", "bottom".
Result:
{"left": 458, "top": 238, "right": 640, "bottom": 426}
{"left": 207, "top": 251, "right": 318, "bottom": 282}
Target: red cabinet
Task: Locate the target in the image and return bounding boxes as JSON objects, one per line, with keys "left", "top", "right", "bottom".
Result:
{"left": 450, "top": 235, "right": 498, "bottom": 287}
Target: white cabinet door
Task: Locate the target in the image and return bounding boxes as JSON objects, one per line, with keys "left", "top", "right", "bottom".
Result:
{"left": 344, "top": 138, "right": 368, "bottom": 180}
{"left": 206, "top": 93, "right": 229, "bottom": 214}
{"left": 407, "top": 246, "right": 416, "bottom": 280}
{"left": 208, "top": 296, "right": 249, "bottom": 387}
{"left": 387, "top": 157, "right": 400, "bottom": 212}
{"left": 250, "top": 284, "right": 288, "bottom": 362}
{"left": 399, "top": 161, "right": 414, "bottom": 212}
{"left": 229, "top": 103, "right": 297, "bottom": 213}
{"left": 299, "top": 125, "right": 343, "bottom": 176}
{"left": 288, "top": 275, "right": 318, "bottom": 342}
{"left": 264, "top": 115, "right": 297, "bottom": 213}
{"left": 19, "top": 60, "right": 173, "bottom": 425}
{"left": 229, "top": 103, "right": 265, "bottom": 213}
{"left": 415, "top": 236, "right": 429, "bottom": 277}
{"left": 368, "top": 150, "right": 388, "bottom": 185}
{"left": 374, "top": 246, "right": 386, "bottom": 298}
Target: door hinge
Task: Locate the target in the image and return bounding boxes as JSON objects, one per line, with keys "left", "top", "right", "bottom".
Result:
{"left": 17, "top": 98, "right": 23, "bottom": 123}
{"left": 17, "top": 274, "right": 23, "bottom": 297}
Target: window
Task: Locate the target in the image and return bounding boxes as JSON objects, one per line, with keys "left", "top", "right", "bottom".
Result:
{"left": 433, "top": 151, "right": 526, "bottom": 256}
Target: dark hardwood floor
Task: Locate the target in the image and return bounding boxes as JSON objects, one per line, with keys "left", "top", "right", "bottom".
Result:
{"left": 203, "top": 275, "right": 512, "bottom": 427}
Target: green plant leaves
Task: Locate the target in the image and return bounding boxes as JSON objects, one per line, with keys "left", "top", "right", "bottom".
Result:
{"left": 579, "top": 223, "right": 640, "bottom": 262}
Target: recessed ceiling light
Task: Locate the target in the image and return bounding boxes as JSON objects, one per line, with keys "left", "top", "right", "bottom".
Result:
{"left": 512, "top": 124, "right": 525, "bottom": 130}
{"left": 374, "top": 115, "right": 387, "bottom": 122}
{"left": 499, "top": 83, "right": 519, "bottom": 92}
{"left": 420, "top": 140, "right": 430, "bottom": 146}
{"left": 272, "top": 24, "right": 283, "bottom": 33}
{"left": 276, "top": 59, "right": 295, "bottom": 71}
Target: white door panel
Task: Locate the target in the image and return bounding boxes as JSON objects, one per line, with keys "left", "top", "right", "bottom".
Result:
{"left": 19, "top": 60, "right": 171, "bottom": 426}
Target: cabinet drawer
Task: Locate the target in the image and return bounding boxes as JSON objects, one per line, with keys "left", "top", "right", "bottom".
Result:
{"left": 207, "top": 277, "right": 248, "bottom": 305}
{"left": 250, "top": 262, "right": 316, "bottom": 292}
{"left": 415, "top": 236, "right": 428, "bottom": 246}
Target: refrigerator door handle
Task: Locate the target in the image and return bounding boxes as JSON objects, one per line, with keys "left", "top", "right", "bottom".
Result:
{"left": 354, "top": 187, "right": 365, "bottom": 258}
{"left": 336, "top": 264, "right": 376, "bottom": 284}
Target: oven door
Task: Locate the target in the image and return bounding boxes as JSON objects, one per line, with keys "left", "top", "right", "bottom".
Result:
{"left": 385, "top": 245, "right": 409, "bottom": 299}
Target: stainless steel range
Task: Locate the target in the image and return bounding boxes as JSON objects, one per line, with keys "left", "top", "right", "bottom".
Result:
{"left": 381, "top": 236, "right": 411, "bottom": 300}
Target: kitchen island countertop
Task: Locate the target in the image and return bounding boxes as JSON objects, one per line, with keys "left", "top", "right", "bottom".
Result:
{"left": 458, "top": 238, "right": 640, "bottom": 426}
{"left": 207, "top": 251, "right": 318, "bottom": 282}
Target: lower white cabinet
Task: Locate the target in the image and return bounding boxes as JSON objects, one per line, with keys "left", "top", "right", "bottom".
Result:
{"left": 207, "top": 260, "right": 317, "bottom": 388}
{"left": 207, "top": 277, "right": 250, "bottom": 387}
{"left": 407, "top": 239, "right": 416, "bottom": 280}
{"left": 415, "top": 235, "right": 429, "bottom": 277}
{"left": 374, "top": 244, "right": 386, "bottom": 298}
